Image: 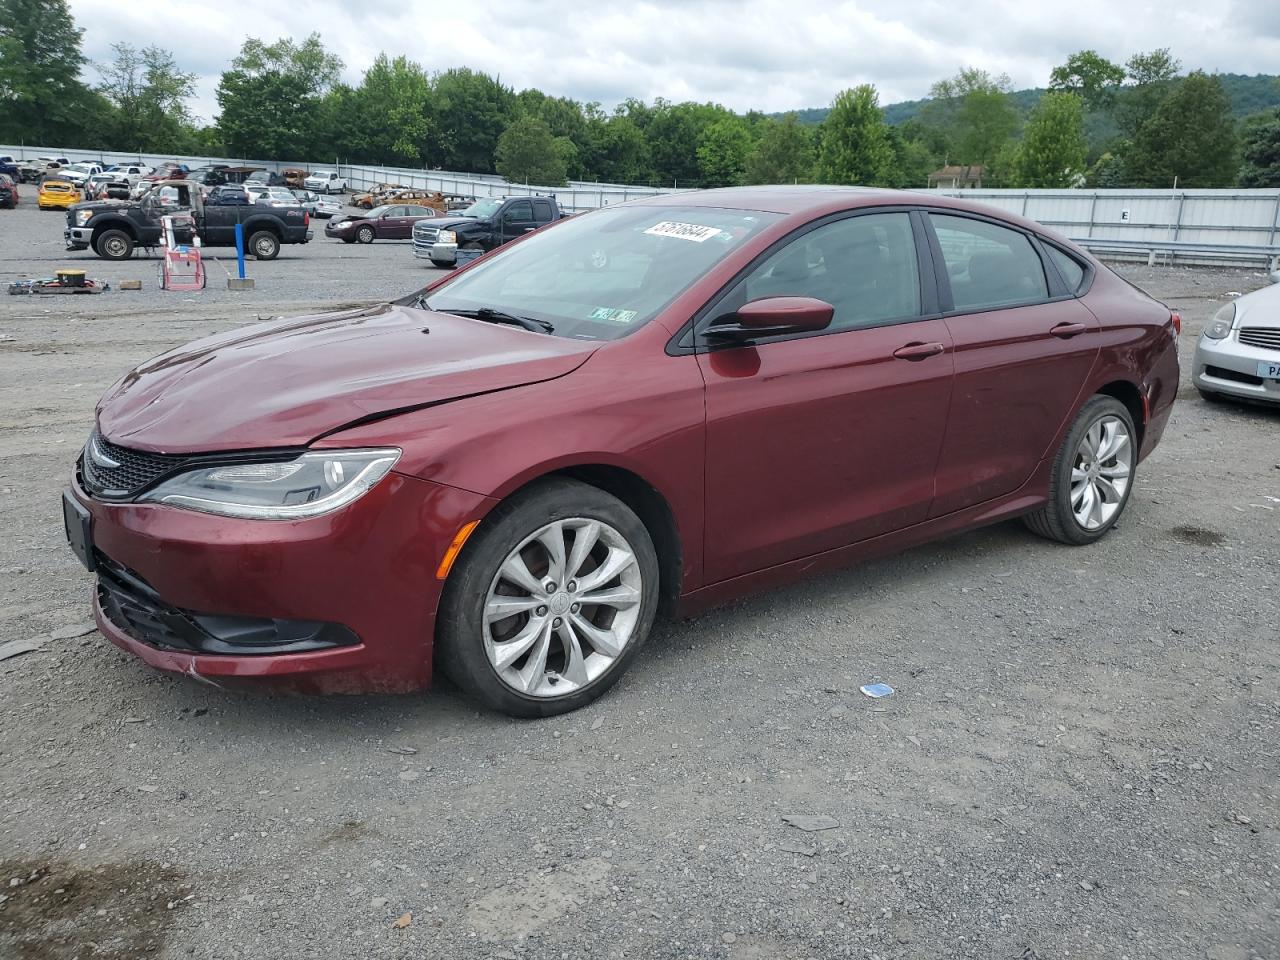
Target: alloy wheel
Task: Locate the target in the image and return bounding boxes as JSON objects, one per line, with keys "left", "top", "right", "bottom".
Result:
{"left": 483, "top": 518, "right": 643, "bottom": 698}
{"left": 1070, "top": 415, "right": 1132, "bottom": 530}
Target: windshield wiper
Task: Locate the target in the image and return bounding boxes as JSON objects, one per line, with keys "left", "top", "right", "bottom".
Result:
{"left": 428, "top": 304, "right": 554, "bottom": 334}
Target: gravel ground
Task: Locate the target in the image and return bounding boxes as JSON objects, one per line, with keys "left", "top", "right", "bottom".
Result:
{"left": 1, "top": 202, "right": 1278, "bottom": 960}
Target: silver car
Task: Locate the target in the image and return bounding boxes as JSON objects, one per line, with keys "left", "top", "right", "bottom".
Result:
{"left": 1193, "top": 274, "right": 1280, "bottom": 405}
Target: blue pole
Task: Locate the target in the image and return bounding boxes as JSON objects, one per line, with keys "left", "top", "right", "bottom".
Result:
{"left": 234, "top": 223, "right": 246, "bottom": 279}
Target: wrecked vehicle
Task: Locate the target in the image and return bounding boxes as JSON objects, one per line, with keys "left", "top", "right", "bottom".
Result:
{"left": 65, "top": 179, "right": 311, "bottom": 260}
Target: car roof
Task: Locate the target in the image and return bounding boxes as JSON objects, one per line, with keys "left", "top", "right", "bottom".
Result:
{"left": 627, "top": 185, "right": 1053, "bottom": 235}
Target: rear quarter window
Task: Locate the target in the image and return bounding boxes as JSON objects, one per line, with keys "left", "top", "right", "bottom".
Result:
{"left": 1045, "top": 244, "right": 1087, "bottom": 293}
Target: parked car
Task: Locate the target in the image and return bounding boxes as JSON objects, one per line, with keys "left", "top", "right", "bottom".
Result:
{"left": 133, "top": 163, "right": 187, "bottom": 196}
{"left": 246, "top": 169, "right": 286, "bottom": 187}
{"left": 187, "top": 165, "right": 231, "bottom": 188}
{"left": 38, "top": 179, "right": 80, "bottom": 210}
{"left": 292, "top": 189, "right": 343, "bottom": 219}
{"left": 1193, "top": 276, "right": 1280, "bottom": 405}
{"left": 19, "top": 156, "right": 71, "bottom": 183}
{"left": 58, "top": 162, "right": 104, "bottom": 186}
{"left": 83, "top": 173, "right": 131, "bottom": 200}
{"left": 62, "top": 186, "right": 1180, "bottom": 715}
{"left": 304, "top": 170, "right": 347, "bottom": 194}
{"left": 0, "top": 174, "right": 18, "bottom": 209}
{"left": 65, "top": 179, "right": 311, "bottom": 260}
{"left": 412, "top": 195, "right": 563, "bottom": 267}
{"left": 0, "top": 156, "right": 20, "bottom": 181}
{"left": 244, "top": 184, "right": 300, "bottom": 207}
{"left": 102, "top": 163, "right": 153, "bottom": 185}
{"left": 204, "top": 185, "right": 251, "bottom": 206}
{"left": 326, "top": 204, "right": 437, "bottom": 243}
{"left": 219, "top": 166, "right": 262, "bottom": 185}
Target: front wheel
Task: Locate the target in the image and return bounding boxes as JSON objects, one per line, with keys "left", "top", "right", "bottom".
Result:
{"left": 437, "top": 479, "right": 660, "bottom": 717}
{"left": 248, "top": 230, "right": 280, "bottom": 260}
{"left": 356, "top": 226, "right": 374, "bottom": 244}
{"left": 95, "top": 229, "right": 134, "bottom": 260}
{"left": 1023, "top": 395, "right": 1136, "bottom": 545}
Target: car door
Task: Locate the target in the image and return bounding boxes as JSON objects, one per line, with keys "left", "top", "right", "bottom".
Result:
{"left": 499, "top": 199, "right": 536, "bottom": 243}
{"left": 387, "top": 206, "right": 417, "bottom": 239}
{"left": 697, "top": 210, "right": 955, "bottom": 584}
{"left": 923, "top": 212, "right": 1101, "bottom": 517}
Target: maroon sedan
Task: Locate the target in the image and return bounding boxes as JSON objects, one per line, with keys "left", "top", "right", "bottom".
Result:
{"left": 325, "top": 204, "right": 438, "bottom": 243}
{"left": 64, "top": 187, "right": 1179, "bottom": 716}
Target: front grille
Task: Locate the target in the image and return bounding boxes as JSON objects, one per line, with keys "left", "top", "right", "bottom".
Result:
{"left": 1239, "top": 327, "right": 1280, "bottom": 353}
{"left": 80, "top": 431, "right": 192, "bottom": 499}
{"left": 96, "top": 552, "right": 358, "bottom": 655}
{"left": 413, "top": 226, "right": 439, "bottom": 246}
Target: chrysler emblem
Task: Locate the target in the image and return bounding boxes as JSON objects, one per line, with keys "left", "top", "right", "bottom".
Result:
{"left": 89, "top": 436, "right": 121, "bottom": 469}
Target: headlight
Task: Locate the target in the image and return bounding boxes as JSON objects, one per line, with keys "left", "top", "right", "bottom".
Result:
{"left": 1203, "top": 302, "right": 1235, "bottom": 340}
{"left": 437, "top": 230, "right": 456, "bottom": 244}
{"left": 139, "top": 448, "right": 400, "bottom": 519}
{"left": 74, "top": 209, "right": 94, "bottom": 225}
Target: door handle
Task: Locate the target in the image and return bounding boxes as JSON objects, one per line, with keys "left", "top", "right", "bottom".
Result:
{"left": 893, "top": 341, "right": 946, "bottom": 361}
{"left": 1050, "top": 322, "right": 1088, "bottom": 339}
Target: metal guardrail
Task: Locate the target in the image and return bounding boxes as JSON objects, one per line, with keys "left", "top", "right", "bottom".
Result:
{"left": 1071, "top": 237, "right": 1280, "bottom": 271}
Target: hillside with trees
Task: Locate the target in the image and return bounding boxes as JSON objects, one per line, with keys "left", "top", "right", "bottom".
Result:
{"left": 2, "top": 0, "right": 1278, "bottom": 189}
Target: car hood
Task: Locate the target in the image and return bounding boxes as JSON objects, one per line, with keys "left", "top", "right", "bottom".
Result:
{"left": 419, "top": 216, "right": 476, "bottom": 231}
{"left": 96, "top": 303, "right": 598, "bottom": 454}
{"left": 1235, "top": 280, "right": 1280, "bottom": 329}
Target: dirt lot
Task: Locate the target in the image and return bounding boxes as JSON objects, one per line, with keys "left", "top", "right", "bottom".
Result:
{"left": 0, "top": 202, "right": 1277, "bottom": 960}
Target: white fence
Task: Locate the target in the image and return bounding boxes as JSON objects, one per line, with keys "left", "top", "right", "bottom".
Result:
{"left": 929, "top": 188, "right": 1280, "bottom": 249}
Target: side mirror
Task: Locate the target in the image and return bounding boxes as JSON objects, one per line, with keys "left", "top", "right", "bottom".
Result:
{"left": 705, "top": 296, "right": 834, "bottom": 342}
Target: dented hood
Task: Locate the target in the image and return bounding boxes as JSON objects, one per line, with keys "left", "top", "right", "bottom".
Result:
{"left": 96, "top": 303, "right": 597, "bottom": 453}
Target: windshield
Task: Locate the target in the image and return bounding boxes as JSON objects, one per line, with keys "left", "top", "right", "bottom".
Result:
{"left": 422, "top": 205, "right": 782, "bottom": 341}
{"left": 311, "top": 171, "right": 333, "bottom": 178}
{"left": 459, "top": 198, "right": 504, "bottom": 219}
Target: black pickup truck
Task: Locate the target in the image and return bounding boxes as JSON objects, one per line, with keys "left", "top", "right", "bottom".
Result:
{"left": 64, "top": 180, "right": 311, "bottom": 261}
{"left": 412, "top": 195, "right": 566, "bottom": 267}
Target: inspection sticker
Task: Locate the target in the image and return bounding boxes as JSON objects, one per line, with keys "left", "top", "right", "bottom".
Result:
{"left": 589, "top": 307, "right": 639, "bottom": 324}
{"left": 643, "top": 221, "right": 723, "bottom": 243}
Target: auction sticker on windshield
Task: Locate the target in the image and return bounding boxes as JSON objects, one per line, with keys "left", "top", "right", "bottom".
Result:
{"left": 644, "top": 221, "right": 723, "bottom": 243}
{"left": 589, "top": 307, "right": 639, "bottom": 324}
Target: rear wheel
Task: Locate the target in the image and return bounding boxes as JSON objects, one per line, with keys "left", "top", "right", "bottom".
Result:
{"left": 248, "top": 230, "right": 280, "bottom": 260}
{"left": 95, "top": 229, "right": 134, "bottom": 260}
{"left": 356, "top": 226, "right": 375, "bottom": 244}
{"left": 1023, "top": 395, "right": 1136, "bottom": 545}
{"left": 437, "top": 479, "right": 660, "bottom": 717}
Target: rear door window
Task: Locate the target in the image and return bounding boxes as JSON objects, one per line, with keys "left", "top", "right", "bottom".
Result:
{"left": 930, "top": 214, "right": 1049, "bottom": 311}
{"left": 533, "top": 199, "right": 554, "bottom": 224}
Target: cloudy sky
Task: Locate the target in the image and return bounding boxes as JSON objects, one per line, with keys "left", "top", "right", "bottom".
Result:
{"left": 67, "top": 0, "right": 1280, "bottom": 124}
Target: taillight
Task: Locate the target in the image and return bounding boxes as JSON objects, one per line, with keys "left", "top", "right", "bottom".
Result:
{"left": 303, "top": 212, "right": 310, "bottom": 227}
{"left": 1170, "top": 311, "right": 1182, "bottom": 336}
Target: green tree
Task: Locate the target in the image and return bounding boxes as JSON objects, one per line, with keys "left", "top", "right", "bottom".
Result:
{"left": 647, "top": 100, "right": 733, "bottom": 185}
{"left": 97, "top": 43, "right": 198, "bottom": 152}
{"left": 428, "top": 68, "right": 516, "bottom": 172}
{"left": 884, "top": 124, "right": 936, "bottom": 188}
{"left": 495, "top": 116, "right": 567, "bottom": 185}
{"left": 1127, "top": 71, "right": 1237, "bottom": 187}
{"left": 216, "top": 35, "right": 342, "bottom": 158}
{"left": 0, "top": 0, "right": 102, "bottom": 145}
{"left": 581, "top": 110, "right": 651, "bottom": 183}
{"left": 922, "top": 68, "right": 1018, "bottom": 167}
{"left": 1049, "top": 50, "right": 1125, "bottom": 109}
{"left": 816, "top": 85, "right": 893, "bottom": 185}
{"left": 328, "top": 54, "right": 431, "bottom": 165}
{"left": 1239, "top": 108, "right": 1280, "bottom": 187}
{"left": 744, "top": 114, "right": 816, "bottom": 184}
{"left": 1011, "top": 92, "right": 1087, "bottom": 187}
{"left": 1115, "top": 48, "right": 1181, "bottom": 138}
{"left": 696, "top": 116, "right": 753, "bottom": 186}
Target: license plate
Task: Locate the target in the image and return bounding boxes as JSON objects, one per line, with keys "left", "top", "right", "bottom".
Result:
{"left": 62, "top": 489, "right": 96, "bottom": 572}
{"left": 1259, "top": 360, "right": 1280, "bottom": 380}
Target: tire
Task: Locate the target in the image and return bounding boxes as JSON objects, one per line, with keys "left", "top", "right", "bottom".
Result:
{"left": 1197, "top": 388, "right": 1226, "bottom": 404}
{"left": 437, "top": 479, "right": 661, "bottom": 718}
{"left": 430, "top": 259, "right": 453, "bottom": 269}
{"left": 95, "top": 229, "right": 134, "bottom": 261}
{"left": 341, "top": 237, "right": 356, "bottom": 244}
{"left": 356, "top": 226, "right": 375, "bottom": 244}
{"left": 248, "top": 230, "right": 280, "bottom": 260}
{"left": 1023, "top": 395, "right": 1137, "bottom": 545}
